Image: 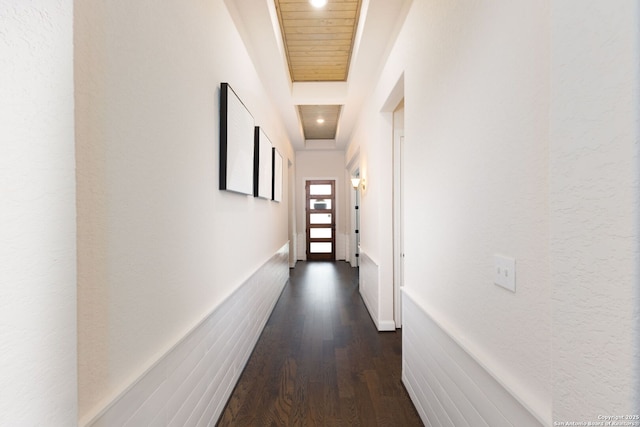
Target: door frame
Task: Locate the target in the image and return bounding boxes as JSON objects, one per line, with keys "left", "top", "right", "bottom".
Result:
{"left": 346, "top": 151, "right": 360, "bottom": 267}
{"left": 392, "top": 101, "right": 405, "bottom": 328}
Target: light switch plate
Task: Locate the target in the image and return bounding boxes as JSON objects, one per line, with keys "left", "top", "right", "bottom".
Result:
{"left": 494, "top": 254, "right": 516, "bottom": 292}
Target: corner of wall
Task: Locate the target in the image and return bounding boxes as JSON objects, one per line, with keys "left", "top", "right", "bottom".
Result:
{"left": 0, "top": 1, "right": 78, "bottom": 425}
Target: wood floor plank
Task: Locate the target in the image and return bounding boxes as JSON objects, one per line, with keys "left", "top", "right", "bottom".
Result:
{"left": 216, "top": 261, "right": 423, "bottom": 426}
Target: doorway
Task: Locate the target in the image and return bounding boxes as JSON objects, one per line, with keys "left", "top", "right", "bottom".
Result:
{"left": 393, "top": 101, "right": 404, "bottom": 327}
{"left": 306, "top": 180, "right": 336, "bottom": 261}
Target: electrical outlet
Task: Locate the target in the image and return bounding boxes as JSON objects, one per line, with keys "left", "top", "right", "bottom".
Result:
{"left": 494, "top": 254, "right": 516, "bottom": 292}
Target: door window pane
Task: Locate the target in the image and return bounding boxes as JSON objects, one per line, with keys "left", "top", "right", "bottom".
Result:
{"left": 310, "top": 242, "right": 332, "bottom": 253}
{"left": 310, "top": 213, "right": 332, "bottom": 224}
{"left": 310, "top": 198, "right": 331, "bottom": 210}
{"left": 310, "top": 228, "right": 332, "bottom": 239}
{"left": 309, "top": 184, "right": 332, "bottom": 196}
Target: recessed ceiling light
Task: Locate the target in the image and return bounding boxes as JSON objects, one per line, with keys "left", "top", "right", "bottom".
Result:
{"left": 310, "top": 0, "right": 327, "bottom": 8}
{"left": 316, "top": 118, "right": 325, "bottom": 124}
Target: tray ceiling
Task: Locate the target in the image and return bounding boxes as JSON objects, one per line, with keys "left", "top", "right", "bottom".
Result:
{"left": 274, "top": 0, "right": 362, "bottom": 83}
{"left": 298, "top": 104, "right": 342, "bottom": 139}
{"left": 225, "top": 0, "right": 411, "bottom": 150}
{"left": 274, "top": 0, "right": 361, "bottom": 144}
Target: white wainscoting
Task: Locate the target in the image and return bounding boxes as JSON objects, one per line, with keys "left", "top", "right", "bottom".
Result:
{"left": 289, "top": 233, "right": 297, "bottom": 267}
{"left": 335, "top": 232, "right": 346, "bottom": 261}
{"left": 296, "top": 232, "right": 306, "bottom": 261}
{"left": 402, "top": 289, "right": 544, "bottom": 427}
{"left": 83, "top": 244, "right": 290, "bottom": 427}
{"left": 359, "top": 252, "right": 380, "bottom": 329}
{"left": 346, "top": 234, "right": 355, "bottom": 267}
{"left": 359, "top": 252, "right": 395, "bottom": 331}
{"left": 359, "top": 252, "right": 396, "bottom": 331}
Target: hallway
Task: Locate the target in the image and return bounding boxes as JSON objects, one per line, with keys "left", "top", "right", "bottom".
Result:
{"left": 217, "top": 262, "right": 422, "bottom": 426}
{"left": 4, "top": 1, "right": 640, "bottom": 425}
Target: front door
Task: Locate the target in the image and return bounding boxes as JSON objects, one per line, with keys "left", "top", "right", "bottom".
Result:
{"left": 306, "top": 180, "right": 335, "bottom": 261}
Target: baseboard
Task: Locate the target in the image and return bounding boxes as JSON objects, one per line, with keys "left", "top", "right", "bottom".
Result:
{"left": 377, "top": 320, "right": 396, "bottom": 331}
{"left": 402, "top": 288, "right": 546, "bottom": 427}
{"left": 81, "top": 243, "right": 290, "bottom": 427}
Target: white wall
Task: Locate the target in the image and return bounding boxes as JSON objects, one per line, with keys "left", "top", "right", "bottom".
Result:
{"left": 349, "top": 0, "right": 640, "bottom": 423}
{"left": 75, "top": 0, "right": 293, "bottom": 420}
{"left": 295, "top": 150, "right": 347, "bottom": 260}
{"left": 0, "top": 1, "right": 77, "bottom": 425}
{"left": 404, "top": 1, "right": 552, "bottom": 416}
{"left": 349, "top": 0, "right": 551, "bottom": 421}
{"left": 550, "top": 0, "right": 640, "bottom": 420}
{"left": 346, "top": 104, "right": 395, "bottom": 328}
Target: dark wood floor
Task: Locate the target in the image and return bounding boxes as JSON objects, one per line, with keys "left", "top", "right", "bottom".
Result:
{"left": 217, "top": 261, "right": 423, "bottom": 426}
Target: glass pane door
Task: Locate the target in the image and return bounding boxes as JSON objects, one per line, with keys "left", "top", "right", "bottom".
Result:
{"left": 306, "top": 180, "right": 335, "bottom": 260}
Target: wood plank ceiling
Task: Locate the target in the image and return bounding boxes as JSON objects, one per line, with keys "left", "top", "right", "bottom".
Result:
{"left": 275, "top": 0, "right": 361, "bottom": 82}
{"left": 274, "top": 0, "right": 362, "bottom": 141}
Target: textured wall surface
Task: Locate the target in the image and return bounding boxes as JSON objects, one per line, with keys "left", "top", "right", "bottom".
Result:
{"left": 0, "top": 1, "right": 77, "bottom": 424}
{"left": 348, "top": 0, "right": 640, "bottom": 422}
{"left": 550, "top": 0, "right": 640, "bottom": 420}
{"left": 75, "top": 0, "right": 293, "bottom": 419}
{"left": 347, "top": 0, "right": 551, "bottom": 421}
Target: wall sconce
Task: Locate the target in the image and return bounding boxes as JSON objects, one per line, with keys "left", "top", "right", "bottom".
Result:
{"left": 351, "top": 177, "right": 366, "bottom": 191}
